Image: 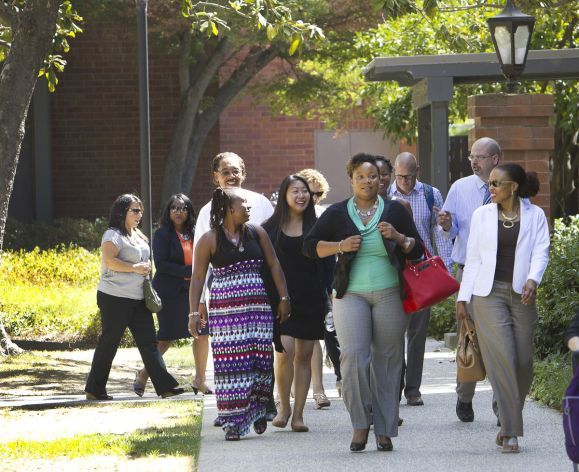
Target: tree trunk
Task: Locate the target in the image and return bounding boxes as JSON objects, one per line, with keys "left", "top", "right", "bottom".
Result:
{"left": 180, "top": 46, "right": 278, "bottom": 194}
{"left": 159, "top": 35, "right": 232, "bottom": 206}
{"left": 0, "top": 0, "right": 62, "bottom": 355}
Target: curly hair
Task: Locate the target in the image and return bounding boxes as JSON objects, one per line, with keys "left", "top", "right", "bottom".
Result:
{"left": 296, "top": 168, "right": 330, "bottom": 202}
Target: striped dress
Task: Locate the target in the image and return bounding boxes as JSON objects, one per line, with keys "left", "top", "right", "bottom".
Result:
{"left": 209, "top": 225, "right": 274, "bottom": 436}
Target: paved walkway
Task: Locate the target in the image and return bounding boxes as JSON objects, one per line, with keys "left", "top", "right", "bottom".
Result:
{"left": 198, "top": 339, "right": 570, "bottom": 472}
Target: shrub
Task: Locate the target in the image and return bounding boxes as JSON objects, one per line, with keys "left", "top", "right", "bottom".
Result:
{"left": 0, "top": 247, "right": 133, "bottom": 346}
{"left": 535, "top": 216, "right": 579, "bottom": 360}
{"left": 0, "top": 247, "right": 100, "bottom": 287}
{"left": 530, "top": 352, "right": 572, "bottom": 411}
{"left": 428, "top": 296, "right": 456, "bottom": 340}
{"left": 3, "top": 217, "right": 108, "bottom": 251}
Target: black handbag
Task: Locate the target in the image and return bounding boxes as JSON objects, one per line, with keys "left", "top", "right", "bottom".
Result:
{"left": 144, "top": 276, "right": 163, "bottom": 313}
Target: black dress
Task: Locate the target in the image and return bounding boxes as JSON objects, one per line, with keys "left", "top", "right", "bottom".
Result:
{"left": 277, "top": 232, "right": 324, "bottom": 340}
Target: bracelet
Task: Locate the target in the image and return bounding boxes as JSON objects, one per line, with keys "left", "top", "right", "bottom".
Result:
{"left": 280, "top": 296, "right": 291, "bottom": 302}
{"left": 337, "top": 240, "right": 344, "bottom": 255}
{"left": 188, "top": 312, "right": 200, "bottom": 319}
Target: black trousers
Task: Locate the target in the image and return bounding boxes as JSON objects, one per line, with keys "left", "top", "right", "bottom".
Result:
{"left": 85, "top": 291, "right": 178, "bottom": 396}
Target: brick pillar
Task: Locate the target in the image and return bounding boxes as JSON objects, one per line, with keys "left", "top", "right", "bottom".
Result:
{"left": 468, "top": 94, "right": 553, "bottom": 218}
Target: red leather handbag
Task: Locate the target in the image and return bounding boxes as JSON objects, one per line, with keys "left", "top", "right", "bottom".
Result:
{"left": 402, "top": 244, "right": 460, "bottom": 314}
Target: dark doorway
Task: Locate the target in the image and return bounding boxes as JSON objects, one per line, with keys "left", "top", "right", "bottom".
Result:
{"left": 449, "top": 135, "right": 472, "bottom": 184}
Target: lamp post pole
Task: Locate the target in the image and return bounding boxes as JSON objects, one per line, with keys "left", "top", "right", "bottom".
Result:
{"left": 136, "top": 0, "right": 152, "bottom": 243}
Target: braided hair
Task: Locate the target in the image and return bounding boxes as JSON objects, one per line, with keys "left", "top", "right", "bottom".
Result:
{"left": 209, "top": 188, "right": 248, "bottom": 249}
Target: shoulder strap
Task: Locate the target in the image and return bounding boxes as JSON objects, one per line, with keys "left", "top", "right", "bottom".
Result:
{"left": 423, "top": 183, "right": 434, "bottom": 214}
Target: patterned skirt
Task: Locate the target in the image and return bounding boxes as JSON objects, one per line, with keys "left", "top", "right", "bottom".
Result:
{"left": 209, "top": 259, "right": 274, "bottom": 437}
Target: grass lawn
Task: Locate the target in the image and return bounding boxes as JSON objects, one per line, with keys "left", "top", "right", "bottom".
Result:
{"left": 0, "top": 345, "right": 203, "bottom": 470}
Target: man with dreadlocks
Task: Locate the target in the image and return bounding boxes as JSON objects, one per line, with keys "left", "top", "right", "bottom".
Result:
{"left": 188, "top": 188, "right": 290, "bottom": 440}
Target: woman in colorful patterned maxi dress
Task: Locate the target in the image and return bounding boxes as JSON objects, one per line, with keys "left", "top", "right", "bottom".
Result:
{"left": 188, "top": 188, "right": 291, "bottom": 440}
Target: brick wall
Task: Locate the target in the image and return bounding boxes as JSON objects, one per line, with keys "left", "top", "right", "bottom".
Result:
{"left": 468, "top": 94, "right": 553, "bottom": 217}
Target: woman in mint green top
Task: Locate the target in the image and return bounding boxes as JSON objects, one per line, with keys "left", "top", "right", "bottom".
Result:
{"left": 304, "top": 153, "right": 423, "bottom": 453}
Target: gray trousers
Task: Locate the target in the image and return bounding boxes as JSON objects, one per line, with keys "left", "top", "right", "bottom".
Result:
{"left": 403, "top": 307, "right": 430, "bottom": 398}
{"left": 455, "top": 265, "right": 478, "bottom": 402}
{"left": 471, "top": 280, "right": 537, "bottom": 437}
{"left": 333, "top": 287, "right": 408, "bottom": 437}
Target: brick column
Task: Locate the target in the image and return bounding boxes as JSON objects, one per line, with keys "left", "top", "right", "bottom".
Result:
{"left": 468, "top": 94, "right": 553, "bottom": 218}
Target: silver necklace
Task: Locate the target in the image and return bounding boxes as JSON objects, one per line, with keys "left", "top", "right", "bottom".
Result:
{"left": 354, "top": 199, "right": 378, "bottom": 218}
{"left": 223, "top": 227, "right": 244, "bottom": 252}
{"left": 177, "top": 230, "right": 191, "bottom": 241}
{"left": 501, "top": 210, "right": 518, "bottom": 229}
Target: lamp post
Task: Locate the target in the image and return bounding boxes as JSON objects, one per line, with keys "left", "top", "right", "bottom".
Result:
{"left": 136, "top": 0, "right": 152, "bottom": 243}
{"left": 487, "top": 0, "right": 535, "bottom": 93}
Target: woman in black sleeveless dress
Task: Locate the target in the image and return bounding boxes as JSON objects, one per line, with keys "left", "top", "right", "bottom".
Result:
{"left": 263, "top": 175, "right": 329, "bottom": 432}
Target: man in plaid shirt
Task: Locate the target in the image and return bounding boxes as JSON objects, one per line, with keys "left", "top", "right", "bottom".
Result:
{"left": 388, "top": 152, "right": 453, "bottom": 407}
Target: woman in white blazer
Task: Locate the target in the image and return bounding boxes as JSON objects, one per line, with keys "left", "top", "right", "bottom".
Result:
{"left": 457, "top": 163, "right": 549, "bottom": 454}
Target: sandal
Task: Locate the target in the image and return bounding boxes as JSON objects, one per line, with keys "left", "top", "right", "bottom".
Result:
{"left": 192, "top": 380, "right": 213, "bottom": 395}
{"left": 133, "top": 371, "right": 145, "bottom": 397}
{"left": 253, "top": 417, "right": 267, "bottom": 435}
{"left": 313, "top": 392, "right": 331, "bottom": 409}
{"left": 225, "top": 427, "right": 240, "bottom": 441}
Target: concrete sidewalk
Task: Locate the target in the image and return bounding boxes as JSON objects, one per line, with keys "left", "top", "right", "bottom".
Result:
{"left": 197, "top": 339, "right": 570, "bottom": 472}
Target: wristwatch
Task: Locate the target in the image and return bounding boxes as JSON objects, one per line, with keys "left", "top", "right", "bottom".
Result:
{"left": 280, "top": 296, "right": 291, "bottom": 302}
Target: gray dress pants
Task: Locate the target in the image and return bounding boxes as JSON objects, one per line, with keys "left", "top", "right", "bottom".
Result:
{"left": 333, "top": 287, "right": 408, "bottom": 437}
{"left": 471, "top": 280, "right": 537, "bottom": 437}
{"left": 403, "top": 307, "right": 430, "bottom": 398}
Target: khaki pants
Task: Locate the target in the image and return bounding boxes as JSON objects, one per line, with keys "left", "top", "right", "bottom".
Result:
{"left": 472, "top": 280, "right": 537, "bottom": 437}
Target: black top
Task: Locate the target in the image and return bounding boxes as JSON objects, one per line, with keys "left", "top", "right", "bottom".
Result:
{"left": 276, "top": 233, "right": 324, "bottom": 340}
{"left": 494, "top": 221, "right": 520, "bottom": 283}
{"left": 303, "top": 196, "right": 423, "bottom": 299}
{"left": 211, "top": 224, "right": 264, "bottom": 268}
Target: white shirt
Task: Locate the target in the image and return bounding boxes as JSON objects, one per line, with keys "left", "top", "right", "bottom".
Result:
{"left": 457, "top": 198, "right": 550, "bottom": 303}
{"left": 439, "top": 174, "right": 489, "bottom": 266}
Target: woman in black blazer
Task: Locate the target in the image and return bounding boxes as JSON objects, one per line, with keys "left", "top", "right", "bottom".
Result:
{"left": 133, "top": 194, "right": 209, "bottom": 395}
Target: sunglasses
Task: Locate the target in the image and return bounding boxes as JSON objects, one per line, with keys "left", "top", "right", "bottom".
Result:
{"left": 170, "top": 206, "right": 189, "bottom": 213}
{"left": 488, "top": 180, "right": 514, "bottom": 188}
{"left": 312, "top": 191, "right": 324, "bottom": 198}
{"left": 128, "top": 208, "right": 143, "bottom": 214}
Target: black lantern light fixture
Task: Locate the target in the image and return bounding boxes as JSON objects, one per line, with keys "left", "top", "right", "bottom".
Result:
{"left": 487, "top": 0, "right": 535, "bottom": 93}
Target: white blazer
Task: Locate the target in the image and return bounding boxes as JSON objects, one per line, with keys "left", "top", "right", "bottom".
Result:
{"left": 457, "top": 198, "right": 550, "bottom": 303}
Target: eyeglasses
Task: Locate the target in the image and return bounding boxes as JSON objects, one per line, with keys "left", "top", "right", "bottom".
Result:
{"left": 395, "top": 173, "right": 416, "bottom": 181}
{"left": 128, "top": 208, "right": 143, "bottom": 214}
{"left": 488, "top": 180, "right": 514, "bottom": 188}
{"left": 468, "top": 154, "right": 495, "bottom": 162}
{"left": 218, "top": 169, "right": 242, "bottom": 177}
{"left": 170, "top": 206, "right": 188, "bottom": 213}
{"left": 312, "top": 191, "right": 324, "bottom": 198}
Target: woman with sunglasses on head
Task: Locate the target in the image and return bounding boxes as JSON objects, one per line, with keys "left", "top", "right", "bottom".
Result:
{"left": 263, "top": 174, "right": 330, "bottom": 432}
{"left": 457, "top": 164, "right": 550, "bottom": 453}
{"left": 188, "top": 188, "right": 290, "bottom": 441}
{"left": 304, "top": 154, "right": 423, "bottom": 453}
{"left": 133, "top": 194, "right": 199, "bottom": 396}
{"left": 85, "top": 194, "right": 184, "bottom": 401}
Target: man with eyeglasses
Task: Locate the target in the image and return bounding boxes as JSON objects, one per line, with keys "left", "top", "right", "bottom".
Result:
{"left": 193, "top": 151, "right": 275, "bottom": 423}
{"left": 437, "top": 136, "right": 501, "bottom": 423}
{"left": 388, "top": 152, "right": 453, "bottom": 408}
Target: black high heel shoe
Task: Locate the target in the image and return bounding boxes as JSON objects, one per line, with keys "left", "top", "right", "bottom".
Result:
{"left": 85, "top": 392, "right": 113, "bottom": 401}
{"left": 350, "top": 429, "right": 369, "bottom": 452}
{"left": 160, "top": 387, "right": 185, "bottom": 399}
{"left": 376, "top": 437, "right": 393, "bottom": 451}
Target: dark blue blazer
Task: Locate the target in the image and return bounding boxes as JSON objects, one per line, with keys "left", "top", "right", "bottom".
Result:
{"left": 152, "top": 226, "right": 192, "bottom": 299}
